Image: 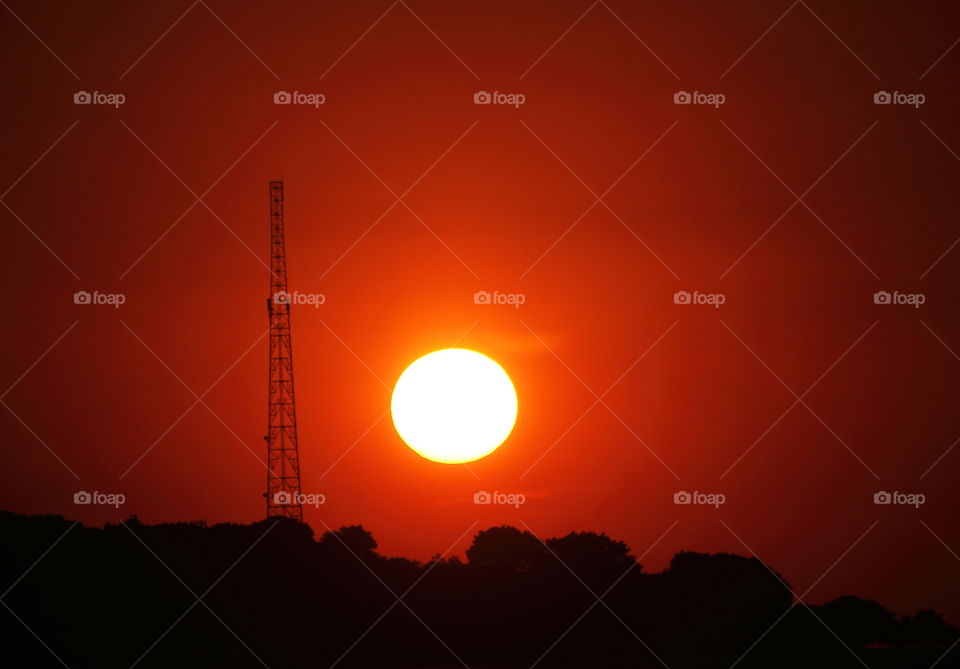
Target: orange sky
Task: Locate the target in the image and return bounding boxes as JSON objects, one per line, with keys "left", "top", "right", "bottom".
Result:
{"left": 2, "top": 0, "right": 960, "bottom": 622}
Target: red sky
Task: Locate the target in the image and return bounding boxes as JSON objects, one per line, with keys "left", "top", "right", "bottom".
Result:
{"left": 2, "top": 0, "right": 960, "bottom": 623}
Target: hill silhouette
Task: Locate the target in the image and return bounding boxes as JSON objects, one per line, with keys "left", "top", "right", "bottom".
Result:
{"left": 1, "top": 511, "right": 956, "bottom": 668}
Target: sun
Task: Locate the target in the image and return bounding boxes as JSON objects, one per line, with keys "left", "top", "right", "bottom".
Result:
{"left": 391, "top": 349, "right": 518, "bottom": 464}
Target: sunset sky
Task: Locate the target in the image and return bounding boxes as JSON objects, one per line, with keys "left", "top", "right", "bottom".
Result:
{"left": 2, "top": 0, "right": 960, "bottom": 623}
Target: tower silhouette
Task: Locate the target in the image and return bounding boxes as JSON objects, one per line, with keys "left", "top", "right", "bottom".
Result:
{"left": 266, "top": 180, "right": 303, "bottom": 520}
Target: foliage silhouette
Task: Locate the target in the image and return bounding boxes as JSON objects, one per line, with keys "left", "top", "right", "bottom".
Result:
{"left": 0, "top": 511, "right": 955, "bottom": 668}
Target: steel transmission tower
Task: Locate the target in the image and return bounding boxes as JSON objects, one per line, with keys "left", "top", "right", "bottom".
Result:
{"left": 265, "top": 180, "right": 303, "bottom": 520}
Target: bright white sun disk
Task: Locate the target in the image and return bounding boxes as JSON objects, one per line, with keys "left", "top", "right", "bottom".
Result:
{"left": 391, "top": 349, "right": 518, "bottom": 464}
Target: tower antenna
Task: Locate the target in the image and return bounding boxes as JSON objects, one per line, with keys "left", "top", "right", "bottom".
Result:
{"left": 266, "top": 180, "right": 303, "bottom": 520}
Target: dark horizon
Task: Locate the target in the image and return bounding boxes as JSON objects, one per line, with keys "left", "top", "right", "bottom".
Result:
{"left": 8, "top": 503, "right": 957, "bottom": 628}
{"left": 2, "top": 508, "right": 957, "bottom": 668}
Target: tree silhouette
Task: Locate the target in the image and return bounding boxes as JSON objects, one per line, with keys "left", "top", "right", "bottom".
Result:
{"left": 0, "top": 510, "right": 956, "bottom": 669}
{"left": 465, "top": 525, "right": 545, "bottom": 572}
{"left": 546, "top": 530, "right": 636, "bottom": 591}
{"left": 902, "top": 609, "right": 958, "bottom": 648}
{"left": 320, "top": 523, "right": 377, "bottom": 555}
{"left": 818, "top": 595, "right": 901, "bottom": 647}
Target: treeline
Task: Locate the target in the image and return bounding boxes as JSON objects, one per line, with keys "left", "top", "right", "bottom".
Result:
{"left": 0, "top": 512, "right": 956, "bottom": 668}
